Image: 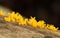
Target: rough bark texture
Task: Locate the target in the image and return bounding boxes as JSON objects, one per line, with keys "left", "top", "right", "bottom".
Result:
{"left": 0, "top": 16, "right": 60, "bottom": 38}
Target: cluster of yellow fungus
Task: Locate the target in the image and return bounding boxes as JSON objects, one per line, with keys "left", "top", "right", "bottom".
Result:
{"left": 4, "top": 12, "right": 28, "bottom": 26}
{"left": 46, "top": 24, "right": 59, "bottom": 31}
{"left": 0, "top": 10, "right": 59, "bottom": 31}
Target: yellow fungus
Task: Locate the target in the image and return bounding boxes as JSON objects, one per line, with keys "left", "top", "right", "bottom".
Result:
{"left": 1, "top": 10, "right": 58, "bottom": 31}
{"left": 37, "top": 20, "right": 46, "bottom": 29}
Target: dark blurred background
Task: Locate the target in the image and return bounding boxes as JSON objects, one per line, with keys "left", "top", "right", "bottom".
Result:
{"left": 0, "top": 0, "right": 60, "bottom": 29}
